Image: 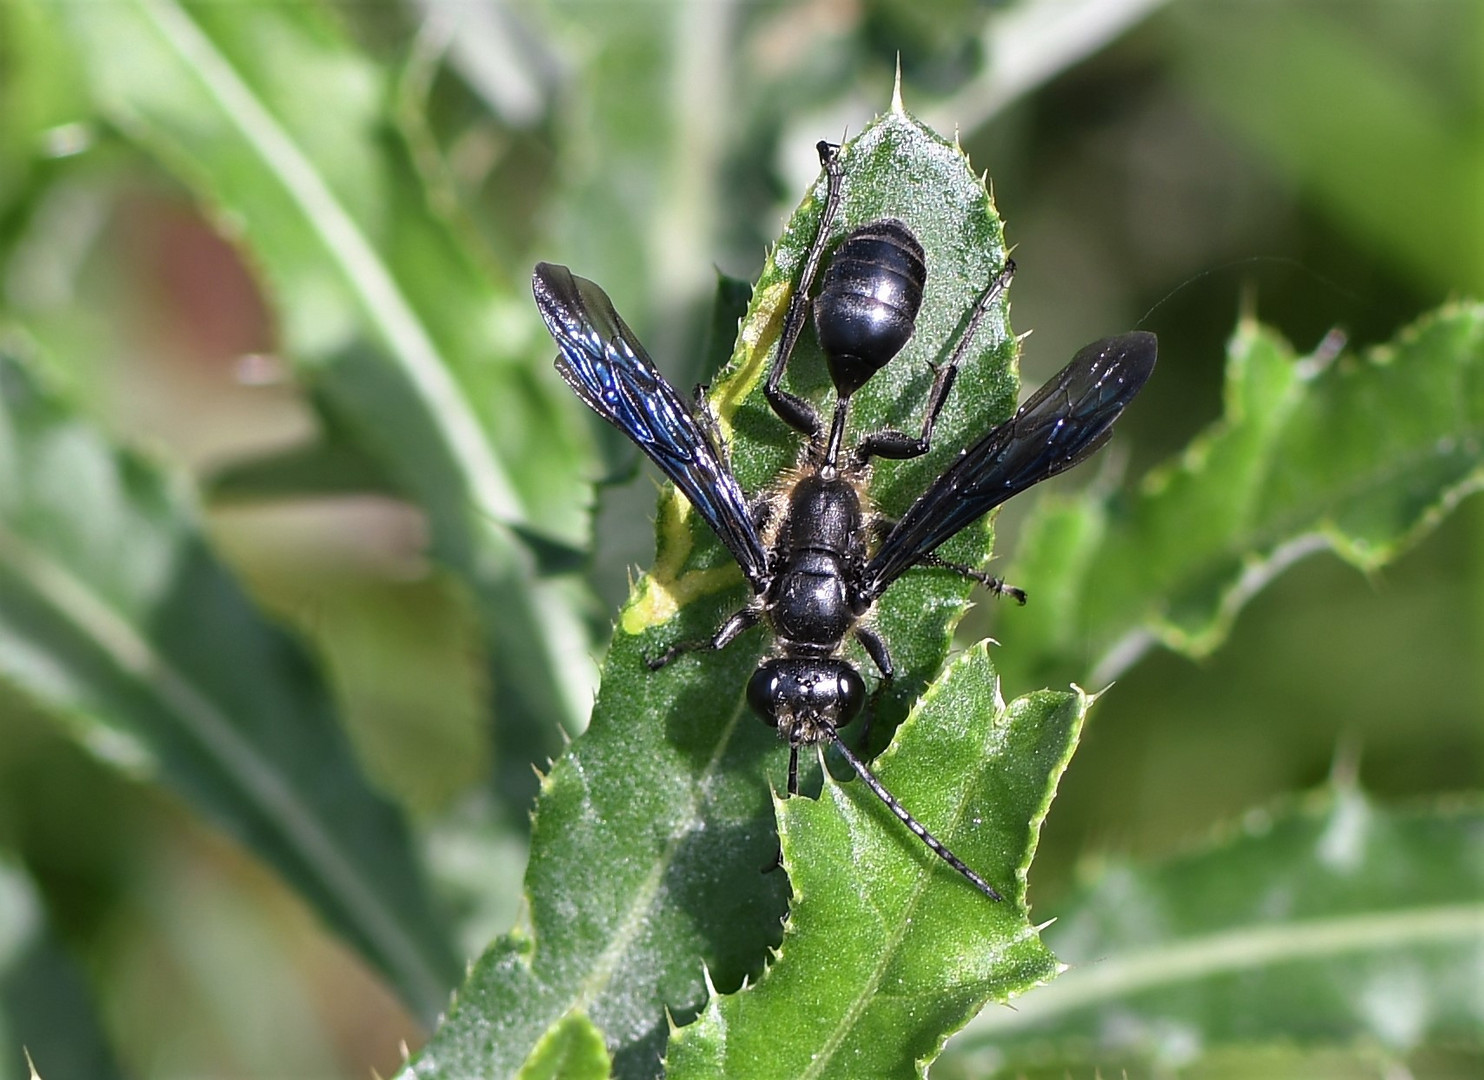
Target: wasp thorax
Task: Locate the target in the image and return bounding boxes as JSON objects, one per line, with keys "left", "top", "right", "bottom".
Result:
{"left": 772, "top": 471, "right": 862, "bottom": 554}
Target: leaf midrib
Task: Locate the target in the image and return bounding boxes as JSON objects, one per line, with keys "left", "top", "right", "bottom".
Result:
{"left": 802, "top": 680, "right": 1007, "bottom": 1080}
{"left": 134, "top": 0, "right": 523, "bottom": 531}
{"left": 567, "top": 685, "right": 754, "bottom": 1024}
{"left": 967, "top": 899, "right": 1484, "bottom": 1037}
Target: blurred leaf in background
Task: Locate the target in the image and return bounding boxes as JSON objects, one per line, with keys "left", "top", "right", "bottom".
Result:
{"left": 942, "top": 783, "right": 1484, "bottom": 1078}
{"left": 0, "top": 0, "right": 1481, "bottom": 1077}
{"left": 1003, "top": 303, "right": 1484, "bottom": 693}
{"left": 0, "top": 348, "right": 457, "bottom": 1009}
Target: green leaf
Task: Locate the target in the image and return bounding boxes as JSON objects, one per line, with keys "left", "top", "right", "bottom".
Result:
{"left": 530, "top": 3, "right": 704, "bottom": 340}
{"left": 697, "top": 271, "right": 753, "bottom": 388}
{"left": 517, "top": 1011, "right": 613, "bottom": 1080}
{"left": 0, "top": 352, "right": 456, "bottom": 1019}
{"left": 0, "top": 857, "right": 124, "bottom": 1080}
{"left": 400, "top": 107, "right": 1017, "bottom": 1079}
{"left": 666, "top": 644, "right": 1082, "bottom": 1080}
{"left": 1003, "top": 304, "right": 1484, "bottom": 689}
{"left": 44, "top": 0, "right": 596, "bottom": 742}
{"left": 0, "top": 0, "right": 95, "bottom": 214}
{"left": 943, "top": 787, "right": 1484, "bottom": 1076}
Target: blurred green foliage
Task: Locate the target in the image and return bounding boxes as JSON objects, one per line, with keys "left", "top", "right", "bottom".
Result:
{"left": 0, "top": 1, "right": 1481, "bottom": 1078}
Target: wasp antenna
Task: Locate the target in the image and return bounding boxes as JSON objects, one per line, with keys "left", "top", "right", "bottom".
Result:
{"left": 828, "top": 734, "right": 1003, "bottom": 902}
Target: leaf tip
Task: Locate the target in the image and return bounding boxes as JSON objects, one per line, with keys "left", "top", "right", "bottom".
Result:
{"left": 891, "top": 55, "right": 905, "bottom": 114}
{"left": 1070, "top": 682, "right": 1102, "bottom": 709}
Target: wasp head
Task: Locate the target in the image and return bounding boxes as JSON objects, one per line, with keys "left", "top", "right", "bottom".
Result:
{"left": 746, "top": 656, "right": 865, "bottom": 745}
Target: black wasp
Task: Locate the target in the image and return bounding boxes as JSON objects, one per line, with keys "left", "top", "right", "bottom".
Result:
{"left": 533, "top": 141, "right": 1155, "bottom": 902}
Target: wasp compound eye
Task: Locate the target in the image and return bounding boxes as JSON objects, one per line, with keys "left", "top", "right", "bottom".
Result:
{"left": 747, "top": 658, "right": 866, "bottom": 733}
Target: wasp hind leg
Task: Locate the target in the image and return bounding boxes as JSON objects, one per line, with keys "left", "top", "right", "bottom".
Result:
{"left": 918, "top": 552, "right": 1027, "bottom": 605}
{"left": 764, "top": 141, "right": 846, "bottom": 441}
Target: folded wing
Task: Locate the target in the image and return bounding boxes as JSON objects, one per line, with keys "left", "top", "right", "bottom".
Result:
{"left": 533, "top": 262, "right": 769, "bottom": 587}
{"left": 860, "top": 332, "right": 1157, "bottom": 601}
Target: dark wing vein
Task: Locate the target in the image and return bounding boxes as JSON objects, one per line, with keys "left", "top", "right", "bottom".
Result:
{"left": 861, "top": 332, "right": 1156, "bottom": 601}
{"left": 533, "top": 262, "right": 769, "bottom": 586}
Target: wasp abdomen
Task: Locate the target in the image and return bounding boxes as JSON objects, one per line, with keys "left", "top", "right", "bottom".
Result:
{"left": 813, "top": 219, "right": 926, "bottom": 396}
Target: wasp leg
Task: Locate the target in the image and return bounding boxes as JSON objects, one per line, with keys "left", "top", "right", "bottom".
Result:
{"left": 849, "top": 624, "right": 895, "bottom": 753}
{"left": 918, "top": 552, "right": 1027, "bottom": 605}
{"left": 645, "top": 605, "right": 763, "bottom": 669}
{"left": 763, "top": 743, "right": 803, "bottom": 877}
{"left": 829, "top": 734, "right": 1003, "bottom": 902}
{"left": 853, "top": 262, "right": 1016, "bottom": 464}
{"left": 764, "top": 141, "right": 845, "bottom": 440}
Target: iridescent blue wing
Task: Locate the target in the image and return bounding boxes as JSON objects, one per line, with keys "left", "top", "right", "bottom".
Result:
{"left": 860, "top": 332, "right": 1156, "bottom": 601}
{"left": 533, "top": 262, "right": 769, "bottom": 587}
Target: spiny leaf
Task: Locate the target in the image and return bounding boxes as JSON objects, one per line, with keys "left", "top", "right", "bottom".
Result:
{"left": 944, "top": 787, "right": 1484, "bottom": 1076}
{"left": 0, "top": 353, "right": 455, "bottom": 1019}
{"left": 1004, "top": 304, "right": 1484, "bottom": 689}
{"left": 665, "top": 644, "right": 1083, "bottom": 1080}
{"left": 399, "top": 107, "right": 1016, "bottom": 1080}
